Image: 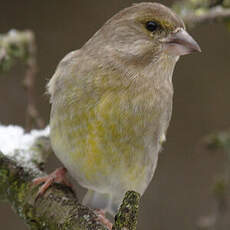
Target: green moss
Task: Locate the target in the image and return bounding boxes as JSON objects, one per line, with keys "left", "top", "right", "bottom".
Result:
{"left": 0, "top": 168, "right": 9, "bottom": 200}
{"left": 113, "top": 191, "right": 140, "bottom": 230}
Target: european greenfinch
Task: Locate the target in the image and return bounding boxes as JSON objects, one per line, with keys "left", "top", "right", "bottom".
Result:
{"left": 35, "top": 2, "right": 200, "bottom": 219}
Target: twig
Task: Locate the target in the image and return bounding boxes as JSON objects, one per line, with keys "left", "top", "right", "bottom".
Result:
{"left": 113, "top": 191, "right": 140, "bottom": 230}
{"left": 183, "top": 6, "right": 230, "bottom": 28}
{"left": 0, "top": 30, "right": 45, "bottom": 131}
{"left": 23, "top": 32, "right": 45, "bottom": 131}
{"left": 172, "top": 0, "right": 230, "bottom": 29}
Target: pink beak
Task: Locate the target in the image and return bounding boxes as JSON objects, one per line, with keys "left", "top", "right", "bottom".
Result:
{"left": 161, "top": 28, "right": 201, "bottom": 56}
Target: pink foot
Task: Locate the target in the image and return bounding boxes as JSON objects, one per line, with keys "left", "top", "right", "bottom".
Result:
{"left": 95, "top": 209, "right": 113, "bottom": 230}
{"left": 32, "top": 167, "right": 72, "bottom": 197}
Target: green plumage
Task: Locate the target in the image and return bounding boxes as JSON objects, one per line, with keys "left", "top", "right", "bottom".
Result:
{"left": 48, "top": 2, "right": 199, "bottom": 215}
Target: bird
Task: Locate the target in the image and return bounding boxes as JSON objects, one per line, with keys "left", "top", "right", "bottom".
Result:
{"left": 33, "top": 2, "right": 200, "bottom": 227}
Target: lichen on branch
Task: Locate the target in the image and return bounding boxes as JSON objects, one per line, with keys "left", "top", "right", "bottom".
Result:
{"left": 0, "top": 125, "right": 140, "bottom": 230}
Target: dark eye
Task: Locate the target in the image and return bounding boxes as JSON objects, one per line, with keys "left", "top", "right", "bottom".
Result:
{"left": 145, "top": 21, "right": 158, "bottom": 32}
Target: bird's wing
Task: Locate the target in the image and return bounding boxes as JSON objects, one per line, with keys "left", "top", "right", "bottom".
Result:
{"left": 47, "top": 50, "right": 81, "bottom": 104}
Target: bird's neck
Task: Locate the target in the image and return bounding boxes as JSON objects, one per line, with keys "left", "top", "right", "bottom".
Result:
{"left": 102, "top": 51, "right": 178, "bottom": 95}
{"left": 82, "top": 42, "right": 178, "bottom": 97}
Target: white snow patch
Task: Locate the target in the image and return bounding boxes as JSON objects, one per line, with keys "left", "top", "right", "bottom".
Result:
{"left": 0, "top": 124, "right": 49, "bottom": 156}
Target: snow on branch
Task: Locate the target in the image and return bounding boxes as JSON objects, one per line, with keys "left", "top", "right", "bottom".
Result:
{"left": 0, "top": 125, "right": 50, "bottom": 169}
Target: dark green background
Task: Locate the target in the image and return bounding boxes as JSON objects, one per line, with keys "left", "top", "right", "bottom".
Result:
{"left": 0, "top": 0, "right": 230, "bottom": 229}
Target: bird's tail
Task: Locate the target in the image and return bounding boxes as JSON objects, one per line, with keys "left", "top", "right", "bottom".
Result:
{"left": 82, "top": 190, "right": 119, "bottom": 216}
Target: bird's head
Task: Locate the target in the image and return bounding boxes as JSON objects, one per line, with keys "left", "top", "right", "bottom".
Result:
{"left": 86, "top": 3, "right": 201, "bottom": 66}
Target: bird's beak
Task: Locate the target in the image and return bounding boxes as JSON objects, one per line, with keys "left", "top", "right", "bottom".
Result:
{"left": 161, "top": 28, "right": 201, "bottom": 56}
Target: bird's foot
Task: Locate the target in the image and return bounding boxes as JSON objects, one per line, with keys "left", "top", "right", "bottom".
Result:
{"left": 32, "top": 167, "right": 72, "bottom": 198}
{"left": 95, "top": 209, "right": 113, "bottom": 230}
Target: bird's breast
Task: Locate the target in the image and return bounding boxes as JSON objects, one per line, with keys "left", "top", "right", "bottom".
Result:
{"left": 50, "top": 69, "right": 173, "bottom": 195}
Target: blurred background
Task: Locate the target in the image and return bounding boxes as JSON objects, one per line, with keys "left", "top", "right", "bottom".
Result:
{"left": 0, "top": 0, "right": 230, "bottom": 229}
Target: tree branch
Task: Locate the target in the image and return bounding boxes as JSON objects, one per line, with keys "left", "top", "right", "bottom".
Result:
{"left": 0, "top": 30, "right": 45, "bottom": 131}
{"left": 0, "top": 151, "right": 108, "bottom": 230}
{"left": 113, "top": 192, "right": 140, "bottom": 230}
{"left": 0, "top": 125, "right": 140, "bottom": 230}
{"left": 183, "top": 6, "right": 230, "bottom": 28}
{"left": 172, "top": 0, "right": 230, "bottom": 29}
{"left": 23, "top": 32, "right": 45, "bottom": 132}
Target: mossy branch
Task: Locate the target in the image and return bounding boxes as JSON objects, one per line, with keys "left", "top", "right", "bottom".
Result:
{"left": 0, "top": 128, "right": 140, "bottom": 230}
{"left": 113, "top": 191, "right": 140, "bottom": 230}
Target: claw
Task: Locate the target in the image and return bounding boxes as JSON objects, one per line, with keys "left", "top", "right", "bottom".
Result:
{"left": 95, "top": 209, "right": 113, "bottom": 230}
{"left": 32, "top": 167, "right": 71, "bottom": 198}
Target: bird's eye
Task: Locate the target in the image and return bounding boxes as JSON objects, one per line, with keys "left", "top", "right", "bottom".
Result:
{"left": 145, "top": 21, "right": 158, "bottom": 32}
